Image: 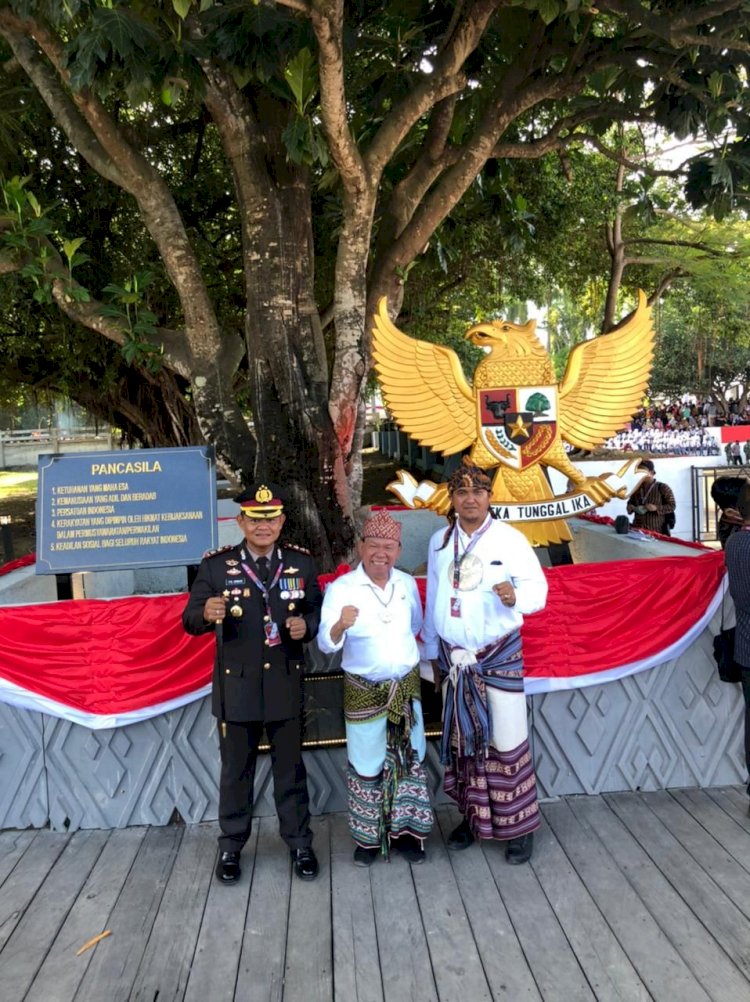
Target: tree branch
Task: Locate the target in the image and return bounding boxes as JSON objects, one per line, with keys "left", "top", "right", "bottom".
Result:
{"left": 0, "top": 14, "right": 125, "bottom": 187}
{"left": 311, "top": 0, "right": 368, "bottom": 198}
{"left": 596, "top": 0, "right": 749, "bottom": 52}
{"left": 623, "top": 237, "right": 729, "bottom": 256}
{"left": 364, "top": 0, "right": 505, "bottom": 178}
{"left": 276, "top": 0, "right": 312, "bottom": 13}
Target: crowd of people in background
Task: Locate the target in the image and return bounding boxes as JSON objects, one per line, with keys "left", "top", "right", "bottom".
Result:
{"left": 601, "top": 399, "right": 732, "bottom": 456}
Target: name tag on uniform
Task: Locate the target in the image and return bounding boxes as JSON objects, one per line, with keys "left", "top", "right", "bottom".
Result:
{"left": 265, "top": 621, "right": 282, "bottom": 646}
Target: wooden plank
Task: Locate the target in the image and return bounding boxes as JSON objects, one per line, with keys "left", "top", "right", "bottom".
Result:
{"left": 676, "top": 787, "right": 750, "bottom": 865}
{"left": 183, "top": 824, "right": 257, "bottom": 1002}
{"left": 604, "top": 792, "right": 750, "bottom": 986}
{"left": 546, "top": 798, "right": 712, "bottom": 1002}
{"left": 0, "top": 829, "right": 38, "bottom": 888}
{"left": 705, "top": 786, "right": 750, "bottom": 834}
{"left": 2, "top": 828, "right": 109, "bottom": 1002}
{"left": 577, "top": 794, "right": 749, "bottom": 1002}
{"left": 531, "top": 809, "right": 649, "bottom": 1002}
{"left": 24, "top": 827, "right": 146, "bottom": 1002}
{"left": 648, "top": 790, "right": 750, "bottom": 910}
{"left": 369, "top": 833, "right": 438, "bottom": 1002}
{"left": 478, "top": 815, "right": 595, "bottom": 1002}
{"left": 73, "top": 825, "right": 183, "bottom": 1002}
{"left": 408, "top": 811, "right": 492, "bottom": 1001}
{"left": 284, "top": 817, "right": 333, "bottom": 1002}
{"left": 0, "top": 830, "right": 69, "bottom": 954}
{"left": 129, "top": 823, "right": 218, "bottom": 1002}
{"left": 329, "top": 812, "right": 384, "bottom": 1002}
{"left": 234, "top": 815, "right": 293, "bottom": 1002}
{"left": 436, "top": 809, "right": 541, "bottom": 1001}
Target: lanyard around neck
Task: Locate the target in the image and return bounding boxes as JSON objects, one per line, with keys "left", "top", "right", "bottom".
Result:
{"left": 452, "top": 519, "right": 491, "bottom": 590}
{"left": 241, "top": 549, "right": 283, "bottom": 605}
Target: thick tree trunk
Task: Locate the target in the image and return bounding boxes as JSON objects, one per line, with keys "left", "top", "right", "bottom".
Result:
{"left": 200, "top": 65, "right": 358, "bottom": 568}
{"left": 231, "top": 155, "right": 353, "bottom": 566}
{"left": 245, "top": 181, "right": 356, "bottom": 568}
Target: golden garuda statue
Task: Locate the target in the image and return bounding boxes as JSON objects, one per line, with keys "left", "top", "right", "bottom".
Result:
{"left": 372, "top": 293, "right": 655, "bottom": 546}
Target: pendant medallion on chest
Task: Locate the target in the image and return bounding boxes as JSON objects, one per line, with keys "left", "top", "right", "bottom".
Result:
{"left": 448, "top": 554, "right": 483, "bottom": 591}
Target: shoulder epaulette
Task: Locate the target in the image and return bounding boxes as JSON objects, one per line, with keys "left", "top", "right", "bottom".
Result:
{"left": 202, "top": 543, "right": 237, "bottom": 559}
{"left": 283, "top": 542, "right": 312, "bottom": 556}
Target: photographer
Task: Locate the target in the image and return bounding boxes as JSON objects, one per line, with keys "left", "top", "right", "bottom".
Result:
{"left": 627, "top": 459, "right": 676, "bottom": 535}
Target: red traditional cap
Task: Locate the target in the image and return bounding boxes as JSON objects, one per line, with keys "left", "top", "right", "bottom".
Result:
{"left": 361, "top": 510, "right": 402, "bottom": 542}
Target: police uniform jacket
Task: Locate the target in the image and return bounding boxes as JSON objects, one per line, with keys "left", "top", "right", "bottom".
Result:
{"left": 183, "top": 541, "right": 322, "bottom": 723}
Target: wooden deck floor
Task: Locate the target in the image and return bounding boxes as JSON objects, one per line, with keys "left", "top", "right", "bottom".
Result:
{"left": 2, "top": 788, "right": 750, "bottom": 1002}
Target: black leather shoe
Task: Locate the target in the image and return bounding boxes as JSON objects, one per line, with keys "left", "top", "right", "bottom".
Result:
{"left": 291, "top": 847, "right": 319, "bottom": 880}
{"left": 505, "top": 832, "right": 534, "bottom": 865}
{"left": 397, "top": 834, "right": 426, "bottom": 864}
{"left": 215, "top": 850, "right": 241, "bottom": 883}
{"left": 353, "top": 846, "right": 379, "bottom": 867}
{"left": 446, "top": 818, "right": 475, "bottom": 851}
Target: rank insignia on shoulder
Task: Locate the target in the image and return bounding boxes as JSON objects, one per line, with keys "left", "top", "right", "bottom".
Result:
{"left": 202, "top": 543, "right": 236, "bottom": 559}
{"left": 285, "top": 543, "right": 311, "bottom": 555}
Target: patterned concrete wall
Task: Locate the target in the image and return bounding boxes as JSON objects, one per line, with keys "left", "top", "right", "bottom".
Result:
{"left": 0, "top": 703, "right": 48, "bottom": 828}
{"left": 1, "top": 619, "right": 745, "bottom": 831}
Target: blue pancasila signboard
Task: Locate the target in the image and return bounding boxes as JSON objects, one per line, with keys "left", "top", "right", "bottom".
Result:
{"left": 36, "top": 446, "right": 217, "bottom": 574}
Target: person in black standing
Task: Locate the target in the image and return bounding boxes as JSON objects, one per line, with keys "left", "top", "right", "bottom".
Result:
{"left": 723, "top": 481, "right": 750, "bottom": 810}
{"left": 183, "top": 484, "right": 322, "bottom": 883}
{"left": 711, "top": 476, "right": 746, "bottom": 550}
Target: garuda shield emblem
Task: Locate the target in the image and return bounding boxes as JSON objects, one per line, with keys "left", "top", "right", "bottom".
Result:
{"left": 479, "top": 386, "right": 557, "bottom": 470}
{"left": 372, "top": 294, "right": 656, "bottom": 546}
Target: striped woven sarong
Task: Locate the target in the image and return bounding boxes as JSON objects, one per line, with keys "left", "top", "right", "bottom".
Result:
{"left": 439, "top": 631, "right": 539, "bottom": 841}
{"left": 438, "top": 631, "right": 523, "bottom": 764}
{"left": 345, "top": 668, "right": 432, "bottom": 855}
{"left": 444, "top": 740, "right": 540, "bottom": 841}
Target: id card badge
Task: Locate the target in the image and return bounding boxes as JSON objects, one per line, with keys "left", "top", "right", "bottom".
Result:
{"left": 450, "top": 596, "right": 462, "bottom": 618}
{"left": 264, "top": 621, "right": 282, "bottom": 647}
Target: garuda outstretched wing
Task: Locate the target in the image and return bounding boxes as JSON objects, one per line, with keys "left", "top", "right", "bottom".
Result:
{"left": 558, "top": 291, "right": 655, "bottom": 450}
{"left": 372, "top": 298, "right": 475, "bottom": 454}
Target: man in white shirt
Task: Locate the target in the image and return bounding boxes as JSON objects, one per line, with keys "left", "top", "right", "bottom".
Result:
{"left": 318, "top": 510, "right": 432, "bottom": 866}
{"left": 422, "top": 461, "right": 548, "bottom": 863}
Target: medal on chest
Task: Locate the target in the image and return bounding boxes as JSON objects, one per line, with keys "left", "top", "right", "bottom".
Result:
{"left": 447, "top": 553, "right": 483, "bottom": 591}
{"left": 448, "top": 521, "right": 491, "bottom": 618}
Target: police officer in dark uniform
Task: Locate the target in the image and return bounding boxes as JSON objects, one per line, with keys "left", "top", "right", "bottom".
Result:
{"left": 183, "top": 483, "right": 322, "bottom": 883}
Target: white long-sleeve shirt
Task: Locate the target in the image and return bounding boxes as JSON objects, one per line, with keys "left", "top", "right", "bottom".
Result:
{"left": 318, "top": 563, "right": 423, "bottom": 682}
{"left": 421, "top": 515, "right": 548, "bottom": 659}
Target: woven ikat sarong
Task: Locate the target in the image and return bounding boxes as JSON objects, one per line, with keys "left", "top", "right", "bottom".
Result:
{"left": 347, "top": 761, "right": 433, "bottom": 851}
{"left": 440, "top": 632, "right": 540, "bottom": 841}
{"left": 344, "top": 668, "right": 432, "bottom": 853}
{"left": 444, "top": 739, "right": 540, "bottom": 841}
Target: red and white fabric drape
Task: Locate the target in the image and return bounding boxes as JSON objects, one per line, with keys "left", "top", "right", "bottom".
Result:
{"left": 0, "top": 550, "right": 726, "bottom": 728}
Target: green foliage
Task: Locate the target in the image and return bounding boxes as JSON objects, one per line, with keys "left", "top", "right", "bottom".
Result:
{"left": 101, "top": 271, "right": 164, "bottom": 372}
{"left": 2, "top": 0, "right": 750, "bottom": 478}
{"left": 284, "top": 47, "right": 317, "bottom": 116}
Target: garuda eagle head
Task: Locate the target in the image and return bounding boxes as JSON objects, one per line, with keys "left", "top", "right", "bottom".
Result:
{"left": 464, "top": 317, "right": 544, "bottom": 359}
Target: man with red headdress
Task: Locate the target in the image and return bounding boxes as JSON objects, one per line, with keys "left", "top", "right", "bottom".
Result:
{"left": 422, "top": 461, "right": 548, "bottom": 863}
{"left": 318, "top": 510, "right": 433, "bottom": 866}
{"left": 183, "top": 483, "right": 322, "bottom": 884}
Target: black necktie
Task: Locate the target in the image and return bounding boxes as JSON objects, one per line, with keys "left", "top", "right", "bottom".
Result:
{"left": 256, "top": 556, "right": 269, "bottom": 584}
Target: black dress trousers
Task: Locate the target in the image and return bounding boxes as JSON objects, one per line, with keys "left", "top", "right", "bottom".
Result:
{"left": 218, "top": 717, "right": 312, "bottom": 852}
